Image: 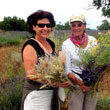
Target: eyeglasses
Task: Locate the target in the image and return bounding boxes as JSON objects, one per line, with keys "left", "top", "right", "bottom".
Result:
{"left": 36, "top": 23, "right": 51, "bottom": 28}
{"left": 71, "top": 23, "right": 83, "bottom": 27}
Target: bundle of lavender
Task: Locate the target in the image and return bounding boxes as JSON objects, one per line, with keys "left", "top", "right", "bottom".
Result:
{"left": 27, "top": 54, "right": 76, "bottom": 91}
{"left": 77, "top": 33, "right": 110, "bottom": 95}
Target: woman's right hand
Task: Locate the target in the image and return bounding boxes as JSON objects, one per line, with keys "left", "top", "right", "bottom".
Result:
{"left": 68, "top": 73, "right": 90, "bottom": 92}
{"left": 54, "top": 81, "right": 71, "bottom": 88}
{"left": 79, "top": 84, "right": 90, "bottom": 92}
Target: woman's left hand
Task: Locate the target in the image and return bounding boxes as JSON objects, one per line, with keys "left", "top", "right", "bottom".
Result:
{"left": 80, "top": 84, "right": 90, "bottom": 92}
{"left": 55, "top": 81, "right": 71, "bottom": 88}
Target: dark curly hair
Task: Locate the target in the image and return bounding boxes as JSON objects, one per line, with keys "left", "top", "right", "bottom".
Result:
{"left": 27, "top": 10, "right": 56, "bottom": 35}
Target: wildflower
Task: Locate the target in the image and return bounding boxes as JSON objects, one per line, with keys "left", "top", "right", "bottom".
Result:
{"left": 77, "top": 34, "right": 110, "bottom": 95}
{"left": 91, "top": 47, "right": 97, "bottom": 56}
{"left": 108, "top": 40, "right": 110, "bottom": 43}
{"left": 107, "top": 29, "right": 110, "bottom": 35}
{"left": 98, "top": 32, "right": 102, "bottom": 35}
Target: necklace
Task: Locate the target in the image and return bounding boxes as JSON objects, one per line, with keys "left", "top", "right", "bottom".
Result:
{"left": 70, "top": 33, "right": 88, "bottom": 48}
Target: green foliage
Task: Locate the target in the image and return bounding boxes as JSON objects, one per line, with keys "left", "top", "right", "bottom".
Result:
{"left": 76, "top": 32, "right": 110, "bottom": 96}
{"left": 102, "top": 7, "right": 110, "bottom": 17}
{"left": 64, "top": 21, "right": 71, "bottom": 30}
{"left": 97, "top": 20, "right": 110, "bottom": 30}
{"left": 79, "top": 32, "right": 110, "bottom": 68}
{"left": 93, "top": 0, "right": 103, "bottom": 9}
{"left": 0, "top": 76, "right": 24, "bottom": 110}
{"left": 92, "top": 0, "right": 110, "bottom": 17}
{"left": 96, "top": 96, "right": 110, "bottom": 110}
{"left": 55, "top": 21, "right": 70, "bottom": 30}
{"left": 0, "top": 36, "right": 20, "bottom": 47}
{"left": 6, "top": 51, "right": 23, "bottom": 79}
{"left": 96, "top": 33, "right": 110, "bottom": 66}
{"left": 0, "top": 50, "right": 24, "bottom": 110}
{"left": 0, "top": 31, "right": 110, "bottom": 110}
{"left": 0, "top": 16, "right": 28, "bottom": 31}
{"left": 0, "top": 32, "right": 28, "bottom": 47}
{"left": 0, "top": 36, "right": 23, "bottom": 47}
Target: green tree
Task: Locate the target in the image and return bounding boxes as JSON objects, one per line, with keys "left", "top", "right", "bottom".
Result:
{"left": 0, "top": 16, "right": 27, "bottom": 31}
{"left": 64, "top": 21, "right": 70, "bottom": 30}
{"left": 55, "top": 21, "right": 70, "bottom": 30}
{"left": 96, "top": 19, "right": 110, "bottom": 30}
{"left": 55, "top": 22, "right": 64, "bottom": 30}
{"left": 92, "top": 0, "right": 110, "bottom": 17}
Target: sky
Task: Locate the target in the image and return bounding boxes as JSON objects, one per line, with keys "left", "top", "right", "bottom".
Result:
{"left": 0, "top": 0, "right": 109, "bottom": 29}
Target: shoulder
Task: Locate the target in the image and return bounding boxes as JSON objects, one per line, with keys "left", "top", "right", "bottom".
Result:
{"left": 21, "top": 38, "right": 38, "bottom": 60}
{"left": 22, "top": 39, "right": 37, "bottom": 54}
{"left": 88, "top": 35, "right": 96, "bottom": 41}
{"left": 23, "top": 38, "right": 38, "bottom": 47}
{"left": 22, "top": 44, "right": 37, "bottom": 63}
{"left": 23, "top": 44, "right": 35, "bottom": 51}
{"left": 22, "top": 38, "right": 39, "bottom": 53}
{"left": 62, "top": 38, "right": 75, "bottom": 52}
{"left": 88, "top": 35, "right": 97, "bottom": 45}
{"left": 62, "top": 38, "right": 71, "bottom": 46}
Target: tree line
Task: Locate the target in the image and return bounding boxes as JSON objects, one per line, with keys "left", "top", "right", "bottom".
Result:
{"left": 0, "top": 16, "right": 71, "bottom": 31}
{"left": 0, "top": 16, "right": 28, "bottom": 31}
{"left": 0, "top": 16, "right": 110, "bottom": 31}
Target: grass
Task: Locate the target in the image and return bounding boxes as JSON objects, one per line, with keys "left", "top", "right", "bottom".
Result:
{"left": 0, "top": 31, "right": 110, "bottom": 110}
{"left": 96, "top": 96, "right": 110, "bottom": 110}
{"left": 0, "top": 37, "right": 25, "bottom": 110}
{"left": 0, "top": 35, "right": 27, "bottom": 47}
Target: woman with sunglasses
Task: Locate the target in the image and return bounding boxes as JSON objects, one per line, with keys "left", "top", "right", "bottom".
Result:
{"left": 21, "top": 10, "right": 70, "bottom": 110}
{"left": 62, "top": 14, "right": 98, "bottom": 110}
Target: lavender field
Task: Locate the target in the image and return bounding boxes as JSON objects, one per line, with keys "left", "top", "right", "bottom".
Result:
{"left": 0, "top": 30, "right": 110, "bottom": 110}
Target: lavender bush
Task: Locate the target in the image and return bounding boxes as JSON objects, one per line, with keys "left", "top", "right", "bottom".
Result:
{"left": 0, "top": 75, "right": 24, "bottom": 110}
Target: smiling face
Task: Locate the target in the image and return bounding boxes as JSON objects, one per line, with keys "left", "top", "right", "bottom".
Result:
{"left": 70, "top": 21, "right": 86, "bottom": 37}
{"left": 33, "top": 18, "right": 52, "bottom": 39}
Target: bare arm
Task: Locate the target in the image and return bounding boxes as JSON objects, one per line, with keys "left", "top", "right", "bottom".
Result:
{"left": 68, "top": 72, "right": 90, "bottom": 92}
{"left": 23, "top": 45, "right": 37, "bottom": 77}
{"left": 23, "top": 45, "right": 47, "bottom": 84}
{"left": 23, "top": 45, "right": 70, "bottom": 87}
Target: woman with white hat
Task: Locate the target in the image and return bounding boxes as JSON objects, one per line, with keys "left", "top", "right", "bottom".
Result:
{"left": 62, "top": 14, "right": 98, "bottom": 110}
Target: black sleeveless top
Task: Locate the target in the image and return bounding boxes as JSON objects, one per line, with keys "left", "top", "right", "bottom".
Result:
{"left": 21, "top": 38, "right": 59, "bottom": 110}
{"left": 21, "top": 38, "right": 57, "bottom": 90}
{"left": 22, "top": 38, "right": 56, "bottom": 59}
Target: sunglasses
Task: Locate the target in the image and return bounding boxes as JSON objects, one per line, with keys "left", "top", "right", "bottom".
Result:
{"left": 71, "top": 23, "right": 83, "bottom": 27}
{"left": 36, "top": 23, "right": 51, "bottom": 28}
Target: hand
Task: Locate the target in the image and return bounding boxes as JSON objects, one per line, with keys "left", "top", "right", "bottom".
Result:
{"left": 79, "top": 84, "right": 90, "bottom": 92}
{"left": 55, "top": 81, "right": 71, "bottom": 88}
